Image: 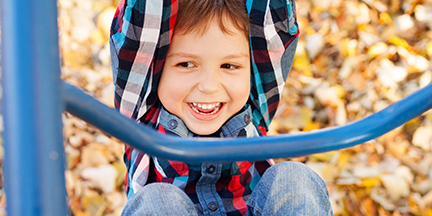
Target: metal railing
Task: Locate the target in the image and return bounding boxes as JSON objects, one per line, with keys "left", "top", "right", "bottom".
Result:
{"left": 65, "top": 82, "right": 432, "bottom": 163}
{"left": 1, "top": 0, "right": 432, "bottom": 215}
{"left": 1, "top": 0, "right": 67, "bottom": 215}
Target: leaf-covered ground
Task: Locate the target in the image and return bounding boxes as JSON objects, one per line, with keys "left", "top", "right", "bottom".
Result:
{"left": 1, "top": 0, "right": 432, "bottom": 215}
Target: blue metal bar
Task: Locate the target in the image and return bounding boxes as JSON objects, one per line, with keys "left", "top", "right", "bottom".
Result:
{"left": 64, "top": 81, "right": 432, "bottom": 163}
{"left": 1, "top": 0, "right": 67, "bottom": 215}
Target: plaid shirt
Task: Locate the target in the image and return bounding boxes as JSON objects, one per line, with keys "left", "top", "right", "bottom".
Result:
{"left": 110, "top": 0, "right": 299, "bottom": 215}
{"left": 129, "top": 106, "right": 275, "bottom": 215}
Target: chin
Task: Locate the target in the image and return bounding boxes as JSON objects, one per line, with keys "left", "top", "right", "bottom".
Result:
{"left": 192, "top": 129, "right": 218, "bottom": 136}
{"left": 189, "top": 125, "right": 221, "bottom": 136}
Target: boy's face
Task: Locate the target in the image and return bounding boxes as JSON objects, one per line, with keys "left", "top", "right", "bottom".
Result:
{"left": 158, "top": 19, "right": 251, "bottom": 135}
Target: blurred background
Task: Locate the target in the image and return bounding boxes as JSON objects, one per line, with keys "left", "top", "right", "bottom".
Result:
{"left": 1, "top": 0, "right": 432, "bottom": 215}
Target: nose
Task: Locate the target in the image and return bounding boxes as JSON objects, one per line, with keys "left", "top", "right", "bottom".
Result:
{"left": 197, "top": 68, "right": 221, "bottom": 94}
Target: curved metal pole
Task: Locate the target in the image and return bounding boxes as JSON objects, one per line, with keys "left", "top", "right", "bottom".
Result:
{"left": 64, "top": 81, "right": 432, "bottom": 163}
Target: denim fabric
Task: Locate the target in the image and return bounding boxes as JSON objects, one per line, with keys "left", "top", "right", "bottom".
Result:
{"left": 122, "top": 162, "right": 333, "bottom": 216}
{"left": 121, "top": 183, "right": 199, "bottom": 216}
{"left": 154, "top": 106, "right": 268, "bottom": 215}
{"left": 245, "top": 162, "right": 333, "bottom": 216}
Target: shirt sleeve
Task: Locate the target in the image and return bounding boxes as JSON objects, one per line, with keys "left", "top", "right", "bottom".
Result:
{"left": 123, "top": 146, "right": 151, "bottom": 199}
{"left": 109, "top": 0, "right": 177, "bottom": 120}
{"left": 247, "top": 0, "right": 300, "bottom": 131}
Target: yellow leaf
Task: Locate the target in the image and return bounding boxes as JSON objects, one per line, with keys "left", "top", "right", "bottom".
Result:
{"left": 63, "top": 50, "right": 91, "bottom": 69}
{"left": 368, "top": 42, "right": 388, "bottom": 58}
{"left": 304, "top": 26, "right": 316, "bottom": 35}
{"left": 303, "top": 121, "right": 320, "bottom": 131}
{"left": 336, "top": 87, "right": 346, "bottom": 99}
{"left": 309, "top": 151, "right": 336, "bottom": 162}
{"left": 339, "top": 39, "right": 358, "bottom": 57}
{"left": 81, "top": 195, "right": 107, "bottom": 216}
{"left": 293, "top": 54, "right": 313, "bottom": 76}
{"left": 427, "top": 41, "right": 432, "bottom": 58}
{"left": 338, "top": 151, "right": 349, "bottom": 169}
{"left": 357, "top": 24, "right": 375, "bottom": 34}
{"left": 379, "top": 12, "right": 391, "bottom": 24}
{"left": 405, "top": 118, "right": 419, "bottom": 128}
{"left": 90, "top": 29, "right": 107, "bottom": 46}
{"left": 356, "top": 178, "right": 380, "bottom": 188}
{"left": 326, "top": 35, "right": 340, "bottom": 46}
{"left": 426, "top": 209, "right": 432, "bottom": 216}
{"left": 388, "top": 35, "right": 409, "bottom": 48}
{"left": 322, "top": 164, "right": 339, "bottom": 180}
{"left": 113, "top": 162, "right": 127, "bottom": 187}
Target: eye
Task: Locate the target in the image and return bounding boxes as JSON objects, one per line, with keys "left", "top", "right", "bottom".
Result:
{"left": 220, "top": 63, "right": 240, "bottom": 69}
{"left": 176, "top": 62, "right": 195, "bottom": 68}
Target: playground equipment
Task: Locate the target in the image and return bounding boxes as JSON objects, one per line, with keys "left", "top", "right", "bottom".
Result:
{"left": 1, "top": 0, "right": 432, "bottom": 215}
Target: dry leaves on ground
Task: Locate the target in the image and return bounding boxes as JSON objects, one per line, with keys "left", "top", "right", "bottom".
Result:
{"left": 0, "top": 0, "right": 431, "bottom": 215}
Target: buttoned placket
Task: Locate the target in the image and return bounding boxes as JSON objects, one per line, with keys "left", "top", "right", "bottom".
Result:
{"left": 157, "top": 106, "right": 257, "bottom": 216}
{"left": 196, "top": 162, "right": 226, "bottom": 215}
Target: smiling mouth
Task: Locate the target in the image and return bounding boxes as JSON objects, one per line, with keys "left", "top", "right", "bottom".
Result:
{"left": 189, "top": 102, "right": 223, "bottom": 115}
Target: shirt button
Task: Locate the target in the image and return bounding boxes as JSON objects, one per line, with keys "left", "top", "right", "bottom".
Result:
{"left": 206, "top": 165, "right": 216, "bottom": 174}
{"left": 244, "top": 114, "right": 250, "bottom": 124}
{"left": 168, "top": 119, "right": 178, "bottom": 129}
{"left": 208, "top": 202, "right": 218, "bottom": 211}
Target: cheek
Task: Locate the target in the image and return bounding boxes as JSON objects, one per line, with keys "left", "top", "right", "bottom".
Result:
{"left": 227, "top": 74, "right": 250, "bottom": 103}
{"left": 158, "top": 72, "right": 180, "bottom": 108}
{"left": 238, "top": 83, "right": 251, "bottom": 103}
{"left": 239, "top": 72, "right": 251, "bottom": 95}
{"left": 158, "top": 74, "right": 191, "bottom": 107}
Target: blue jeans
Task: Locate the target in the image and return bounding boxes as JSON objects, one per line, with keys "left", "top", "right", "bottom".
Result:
{"left": 121, "top": 162, "right": 333, "bottom": 215}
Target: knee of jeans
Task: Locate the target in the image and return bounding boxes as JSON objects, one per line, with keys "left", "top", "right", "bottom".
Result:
{"left": 257, "top": 162, "right": 333, "bottom": 215}
{"left": 124, "top": 183, "right": 187, "bottom": 210}
{"left": 137, "top": 183, "right": 184, "bottom": 199}
{"left": 265, "top": 162, "right": 325, "bottom": 185}
{"left": 266, "top": 161, "right": 307, "bottom": 176}
{"left": 127, "top": 183, "right": 185, "bottom": 205}
{"left": 122, "top": 183, "right": 198, "bottom": 216}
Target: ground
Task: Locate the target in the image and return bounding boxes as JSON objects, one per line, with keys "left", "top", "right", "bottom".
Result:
{"left": 1, "top": 0, "right": 432, "bottom": 215}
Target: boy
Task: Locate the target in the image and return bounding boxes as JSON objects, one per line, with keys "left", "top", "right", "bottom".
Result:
{"left": 110, "top": 0, "right": 333, "bottom": 215}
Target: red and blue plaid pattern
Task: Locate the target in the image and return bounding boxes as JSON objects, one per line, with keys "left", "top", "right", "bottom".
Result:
{"left": 110, "top": 0, "right": 177, "bottom": 121}
{"left": 125, "top": 116, "right": 274, "bottom": 215}
{"left": 149, "top": 156, "right": 272, "bottom": 215}
{"left": 248, "top": 0, "right": 299, "bottom": 129}
{"left": 110, "top": 0, "right": 299, "bottom": 215}
{"left": 110, "top": 0, "right": 299, "bottom": 128}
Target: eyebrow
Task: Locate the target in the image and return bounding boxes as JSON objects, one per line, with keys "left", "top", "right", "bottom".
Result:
{"left": 166, "top": 52, "right": 199, "bottom": 59}
{"left": 222, "top": 53, "right": 250, "bottom": 60}
{"left": 166, "top": 52, "right": 250, "bottom": 60}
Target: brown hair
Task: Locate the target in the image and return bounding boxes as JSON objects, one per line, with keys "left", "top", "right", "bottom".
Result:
{"left": 174, "top": 0, "right": 249, "bottom": 37}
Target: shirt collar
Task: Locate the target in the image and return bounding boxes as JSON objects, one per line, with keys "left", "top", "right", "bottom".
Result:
{"left": 158, "top": 107, "right": 193, "bottom": 138}
{"left": 158, "top": 106, "right": 255, "bottom": 138}
{"left": 220, "top": 106, "right": 253, "bottom": 137}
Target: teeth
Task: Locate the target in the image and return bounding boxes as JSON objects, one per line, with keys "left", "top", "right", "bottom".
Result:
{"left": 195, "top": 103, "right": 218, "bottom": 109}
{"left": 204, "top": 104, "right": 215, "bottom": 109}
{"left": 189, "top": 102, "right": 222, "bottom": 115}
